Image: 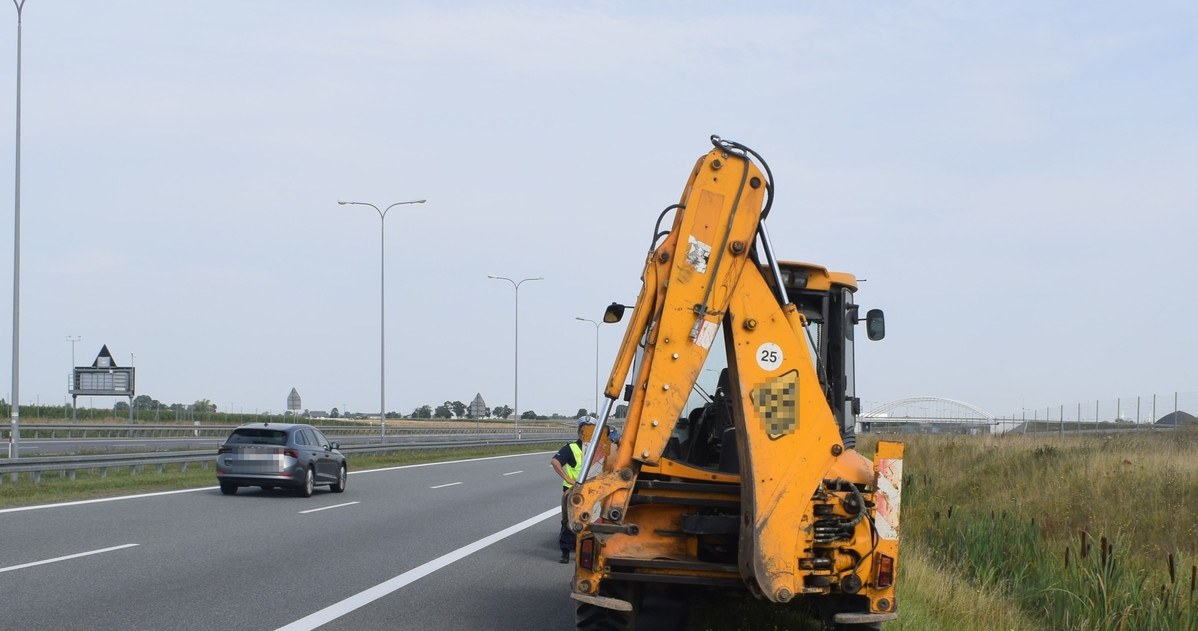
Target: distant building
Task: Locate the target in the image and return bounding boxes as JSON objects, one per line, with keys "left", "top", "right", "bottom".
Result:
{"left": 1155, "top": 411, "right": 1196, "bottom": 427}
{"left": 469, "top": 393, "right": 488, "bottom": 418}
{"left": 307, "top": 410, "right": 329, "bottom": 419}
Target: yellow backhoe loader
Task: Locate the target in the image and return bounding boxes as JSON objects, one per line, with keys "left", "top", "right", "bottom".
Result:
{"left": 566, "top": 136, "right": 903, "bottom": 630}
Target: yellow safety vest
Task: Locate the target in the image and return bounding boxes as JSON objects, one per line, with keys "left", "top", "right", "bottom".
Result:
{"left": 563, "top": 442, "right": 583, "bottom": 488}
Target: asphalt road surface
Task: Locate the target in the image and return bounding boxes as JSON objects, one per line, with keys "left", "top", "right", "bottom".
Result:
{"left": 0, "top": 451, "right": 583, "bottom": 631}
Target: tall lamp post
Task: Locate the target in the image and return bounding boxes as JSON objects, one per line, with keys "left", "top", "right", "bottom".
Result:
{"left": 338, "top": 198, "right": 426, "bottom": 440}
{"left": 574, "top": 317, "right": 599, "bottom": 415}
{"left": 488, "top": 275, "right": 542, "bottom": 438}
{"left": 66, "top": 335, "right": 80, "bottom": 367}
{"left": 66, "top": 335, "right": 80, "bottom": 422}
{"left": 8, "top": 0, "right": 25, "bottom": 459}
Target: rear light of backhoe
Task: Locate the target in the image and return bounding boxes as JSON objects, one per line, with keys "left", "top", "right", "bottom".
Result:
{"left": 578, "top": 536, "right": 596, "bottom": 571}
{"left": 875, "top": 553, "right": 894, "bottom": 588}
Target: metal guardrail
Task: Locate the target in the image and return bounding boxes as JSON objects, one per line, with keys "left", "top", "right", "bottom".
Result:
{"left": 0, "top": 435, "right": 569, "bottom": 484}
{"left": 0, "top": 422, "right": 570, "bottom": 440}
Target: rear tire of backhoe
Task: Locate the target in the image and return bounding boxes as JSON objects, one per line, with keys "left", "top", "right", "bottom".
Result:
{"left": 576, "top": 580, "right": 641, "bottom": 631}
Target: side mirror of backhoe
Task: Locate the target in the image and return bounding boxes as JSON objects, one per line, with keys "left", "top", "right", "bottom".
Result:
{"left": 866, "top": 309, "right": 886, "bottom": 341}
{"left": 604, "top": 302, "right": 627, "bottom": 323}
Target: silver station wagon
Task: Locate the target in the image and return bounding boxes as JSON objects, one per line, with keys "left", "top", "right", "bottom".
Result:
{"left": 216, "top": 422, "right": 347, "bottom": 497}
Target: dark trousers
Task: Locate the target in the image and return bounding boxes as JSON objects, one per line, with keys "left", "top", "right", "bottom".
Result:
{"left": 559, "top": 487, "right": 575, "bottom": 553}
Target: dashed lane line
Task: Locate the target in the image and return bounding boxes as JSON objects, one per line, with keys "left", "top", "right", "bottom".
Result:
{"left": 274, "top": 507, "right": 559, "bottom": 631}
{"left": 0, "top": 544, "right": 139, "bottom": 574}
{"left": 299, "top": 502, "right": 360, "bottom": 515}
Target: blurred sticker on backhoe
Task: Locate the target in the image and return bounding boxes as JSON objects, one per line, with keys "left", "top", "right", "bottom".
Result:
{"left": 875, "top": 458, "right": 903, "bottom": 540}
{"left": 753, "top": 370, "right": 798, "bottom": 438}
{"left": 686, "top": 236, "right": 711, "bottom": 274}
{"left": 694, "top": 320, "right": 718, "bottom": 350}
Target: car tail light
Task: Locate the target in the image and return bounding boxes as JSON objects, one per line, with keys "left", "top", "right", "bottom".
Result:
{"left": 283, "top": 448, "right": 299, "bottom": 459}
{"left": 578, "top": 536, "right": 596, "bottom": 571}
{"left": 875, "top": 553, "right": 894, "bottom": 588}
{"left": 218, "top": 446, "right": 232, "bottom": 454}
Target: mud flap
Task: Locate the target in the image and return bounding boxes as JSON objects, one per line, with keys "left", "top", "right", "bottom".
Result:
{"left": 832, "top": 612, "right": 899, "bottom": 624}
{"left": 571, "top": 593, "right": 634, "bottom": 612}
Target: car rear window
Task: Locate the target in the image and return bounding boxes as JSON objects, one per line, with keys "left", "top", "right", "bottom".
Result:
{"left": 226, "top": 429, "right": 289, "bottom": 446}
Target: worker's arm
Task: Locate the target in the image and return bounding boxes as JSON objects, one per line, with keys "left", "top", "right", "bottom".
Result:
{"left": 550, "top": 453, "right": 574, "bottom": 484}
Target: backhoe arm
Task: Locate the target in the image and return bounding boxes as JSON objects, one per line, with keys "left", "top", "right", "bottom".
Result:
{"left": 567, "top": 138, "right": 767, "bottom": 526}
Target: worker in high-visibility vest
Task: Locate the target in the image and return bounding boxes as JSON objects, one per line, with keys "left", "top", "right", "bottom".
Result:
{"left": 551, "top": 416, "right": 600, "bottom": 563}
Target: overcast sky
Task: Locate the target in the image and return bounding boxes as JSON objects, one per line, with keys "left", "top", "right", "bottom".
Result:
{"left": 0, "top": 1, "right": 1192, "bottom": 419}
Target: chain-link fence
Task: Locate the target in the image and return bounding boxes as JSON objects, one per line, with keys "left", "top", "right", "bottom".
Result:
{"left": 992, "top": 391, "right": 1197, "bottom": 435}
{"left": 858, "top": 392, "right": 1197, "bottom": 436}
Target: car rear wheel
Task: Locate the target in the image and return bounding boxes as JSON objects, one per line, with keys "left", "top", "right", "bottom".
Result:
{"left": 331, "top": 465, "right": 347, "bottom": 493}
{"left": 297, "top": 466, "right": 315, "bottom": 498}
{"left": 219, "top": 481, "right": 238, "bottom": 495}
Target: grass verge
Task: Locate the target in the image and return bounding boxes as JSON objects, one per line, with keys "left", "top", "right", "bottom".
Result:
{"left": 894, "top": 429, "right": 1198, "bottom": 630}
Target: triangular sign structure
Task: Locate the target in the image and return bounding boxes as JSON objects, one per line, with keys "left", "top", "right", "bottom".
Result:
{"left": 91, "top": 345, "right": 118, "bottom": 368}
{"left": 469, "top": 393, "right": 488, "bottom": 418}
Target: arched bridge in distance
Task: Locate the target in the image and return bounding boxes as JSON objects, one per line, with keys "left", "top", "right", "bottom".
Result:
{"left": 860, "top": 397, "right": 998, "bottom": 434}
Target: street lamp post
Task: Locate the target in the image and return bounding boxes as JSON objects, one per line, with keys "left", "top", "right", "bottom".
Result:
{"left": 338, "top": 198, "right": 426, "bottom": 440}
{"left": 129, "top": 352, "right": 135, "bottom": 423}
{"left": 66, "top": 335, "right": 80, "bottom": 422}
{"left": 574, "top": 317, "right": 599, "bottom": 415}
{"left": 488, "top": 275, "right": 542, "bottom": 438}
{"left": 66, "top": 335, "right": 79, "bottom": 367}
{"left": 8, "top": 0, "right": 25, "bottom": 459}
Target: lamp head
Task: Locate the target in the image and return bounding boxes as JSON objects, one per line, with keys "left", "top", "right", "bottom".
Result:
{"left": 604, "top": 302, "right": 628, "bottom": 324}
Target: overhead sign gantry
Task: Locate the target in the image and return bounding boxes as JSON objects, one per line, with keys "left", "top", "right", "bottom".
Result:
{"left": 69, "top": 345, "right": 135, "bottom": 422}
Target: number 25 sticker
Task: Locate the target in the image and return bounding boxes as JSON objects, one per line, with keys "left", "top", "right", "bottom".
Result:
{"left": 756, "top": 343, "right": 783, "bottom": 371}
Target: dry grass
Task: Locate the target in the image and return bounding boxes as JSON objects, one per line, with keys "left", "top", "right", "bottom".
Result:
{"left": 872, "top": 428, "right": 1198, "bottom": 630}
{"left": 887, "top": 430, "right": 1198, "bottom": 561}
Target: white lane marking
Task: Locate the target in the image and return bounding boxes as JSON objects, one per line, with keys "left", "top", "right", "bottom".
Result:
{"left": 502, "top": 471, "right": 523, "bottom": 476}
{"left": 356, "top": 451, "right": 554, "bottom": 475}
{"left": 429, "top": 482, "right": 462, "bottom": 489}
{"left": 0, "top": 544, "right": 139, "bottom": 574}
{"left": 0, "top": 487, "right": 217, "bottom": 514}
{"left": 299, "top": 502, "right": 360, "bottom": 515}
{"left": 275, "top": 507, "right": 558, "bottom": 631}
{"left": 0, "top": 451, "right": 556, "bottom": 514}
